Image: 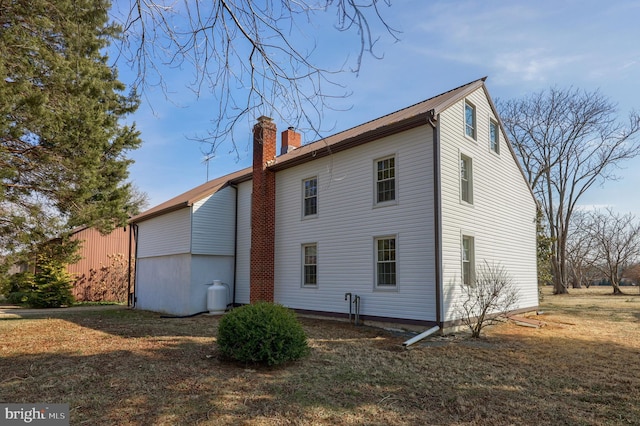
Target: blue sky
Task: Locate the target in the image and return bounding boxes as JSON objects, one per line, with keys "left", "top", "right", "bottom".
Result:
{"left": 112, "top": 0, "right": 640, "bottom": 215}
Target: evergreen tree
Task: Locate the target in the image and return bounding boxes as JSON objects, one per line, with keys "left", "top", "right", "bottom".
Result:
{"left": 0, "top": 0, "right": 142, "bottom": 254}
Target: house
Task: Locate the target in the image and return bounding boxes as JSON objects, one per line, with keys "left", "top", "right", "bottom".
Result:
{"left": 130, "top": 77, "right": 539, "bottom": 328}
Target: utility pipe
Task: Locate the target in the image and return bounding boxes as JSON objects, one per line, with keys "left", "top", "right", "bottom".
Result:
{"left": 344, "top": 292, "right": 352, "bottom": 323}
{"left": 402, "top": 326, "right": 440, "bottom": 348}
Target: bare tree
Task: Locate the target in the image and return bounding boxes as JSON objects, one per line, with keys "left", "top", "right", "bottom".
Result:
{"left": 583, "top": 209, "right": 640, "bottom": 295}
{"left": 621, "top": 263, "right": 640, "bottom": 293}
{"left": 456, "top": 262, "right": 520, "bottom": 338}
{"left": 499, "top": 88, "right": 640, "bottom": 294}
{"left": 566, "top": 210, "right": 598, "bottom": 288}
{"left": 111, "top": 1, "right": 399, "bottom": 157}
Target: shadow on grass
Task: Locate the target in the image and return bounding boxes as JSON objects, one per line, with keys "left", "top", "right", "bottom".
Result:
{"left": 1, "top": 309, "right": 639, "bottom": 425}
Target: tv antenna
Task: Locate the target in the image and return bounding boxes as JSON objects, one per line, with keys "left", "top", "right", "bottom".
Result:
{"left": 202, "top": 154, "right": 214, "bottom": 181}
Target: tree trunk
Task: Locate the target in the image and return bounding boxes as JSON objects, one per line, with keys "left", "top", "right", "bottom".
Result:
{"left": 552, "top": 257, "right": 569, "bottom": 294}
{"left": 611, "top": 280, "right": 625, "bottom": 295}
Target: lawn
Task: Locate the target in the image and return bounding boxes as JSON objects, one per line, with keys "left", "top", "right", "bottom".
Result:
{"left": 1, "top": 287, "right": 639, "bottom": 425}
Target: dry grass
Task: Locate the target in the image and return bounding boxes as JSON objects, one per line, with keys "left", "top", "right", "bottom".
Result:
{"left": 1, "top": 287, "right": 639, "bottom": 425}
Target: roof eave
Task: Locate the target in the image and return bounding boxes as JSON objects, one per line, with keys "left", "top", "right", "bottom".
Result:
{"left": 270, "top": 112, "right": 434, "bottom": 171}
{"left": 129, "top": 201, "right": 190, "bottom": 224}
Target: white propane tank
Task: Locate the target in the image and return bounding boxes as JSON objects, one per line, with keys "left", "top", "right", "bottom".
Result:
{"left": 207, "top": 280, "right": 227, "bottom": 315}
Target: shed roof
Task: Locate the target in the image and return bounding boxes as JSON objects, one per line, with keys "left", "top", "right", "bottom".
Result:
{"left": 132, "top": 77, "right": 488, "bottom": 223}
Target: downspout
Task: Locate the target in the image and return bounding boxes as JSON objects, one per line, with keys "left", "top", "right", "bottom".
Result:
{"left": 430, "top": 110, "right": 444, "bottom": 330}
{"left": 132, "top": 223, "right": 139, "bottom": 308}
{"left": 403, "top": 112, "right": 442, "bottom": 349}
{"left": 231, "top": 183, "right": 238, "bottom": 307}
{"left": 127, "top": 224, "right": 132, "bottom": 307}
{"left": 403, "top": 325, "right": 441, "bottom": 348}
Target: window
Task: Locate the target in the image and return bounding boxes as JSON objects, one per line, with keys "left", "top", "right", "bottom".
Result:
{"left": 460, "top": 154, "right": 473, "bottom": 204}
{"left": 302, "top": 244, "right": 317, "bottom": 286}
{"left": 490, "top": 119, "right": 500, "bottom": 154}
{"left": 375, "top": 237, "right": 396, "bottom": 287}
{"left": 376, "top": 156, "right": 396, "bottom": 204}
{"left": 303, "top": 177, "right": 317, "bottom": 217}
{"left": 462, "top": 235, "right": 475, "bottom": 285}
{"left": 465, "top": 101, "right": 476, "bottom": 139}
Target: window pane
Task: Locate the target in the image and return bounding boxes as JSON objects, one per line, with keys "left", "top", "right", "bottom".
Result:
{"left": 376, "top": 238, "right": 396, "bottom": 287}
{"left": 460, "top": 156, "right": 471, "bottom": 203}
{"left": 462, "top": 236, "right": 474, "bottom": 286}
{"left": 303, "top": 178, "right": 317, "bottom": 216}
{"left": 376, "top": 157, "right": 395, "bottom": 203}
{"left": 465, "top": 103, "right": 475, "bottom": 138}
{"left": 303, "top": 245, "right": 317, "bottom": 286}
{"left": 490, "top": 121, "right": 499, "bottom": 153}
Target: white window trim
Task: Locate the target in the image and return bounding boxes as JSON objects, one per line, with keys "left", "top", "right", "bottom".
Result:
{"left": 489, "top": 119, "right": 500, "bottom": 155}
{"left": 302, "top": 176, "right": 318, "bottom": 219}
{"left": 464, "top": 100, "right": 477, "bottom": 141}
{"left": 461, "top": 234, "right": 475, "bottom": 286}
{"left": 301, "top": 243, "right": 318, "bottom": 287}
{"left": 373, "top": 154, "right": 398, "bottom": 207}
{"left": 374, "top": 235, "right": 398, "bottom": 291}
{"left": 459, "top": 152, "right": 473, "bottom": 205}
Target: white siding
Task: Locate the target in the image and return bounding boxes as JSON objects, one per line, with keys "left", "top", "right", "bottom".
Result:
{"left": 136, "top": 254, "right": 192, "bottom": 315}
{"left": 192, "top": 186, "right": 236, "bottom": 255}
{"left": 438, "top": 88, "right": 538, "bottom": 322}
{"left": 274, "top": 126, "right": 437, "bottom": 322}
{"left": 136, "top": 253, "right": 234, "bottom": 315}
{"left": 137, "top": 208, "right": 191, "bottom": 258}
{"left": 234, "top": 180, "right": 252, "bottom": 304}
{"left": 190, "top": 254, "right": 235, "bottom": 313}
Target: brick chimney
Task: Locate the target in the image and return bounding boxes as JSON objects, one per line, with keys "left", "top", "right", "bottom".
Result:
{"left": 250, "top": 116, "right": 277, "bottom": 303}
{"left": 280, "top": 127, "right": 301, "bottom": 155}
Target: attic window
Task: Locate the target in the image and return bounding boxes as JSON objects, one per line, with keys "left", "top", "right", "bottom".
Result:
{"left": 465, "top": 101, "right": 476, "bottom": 140}
{"left": 490, "top": 119, "right": 500, "bottom": 154}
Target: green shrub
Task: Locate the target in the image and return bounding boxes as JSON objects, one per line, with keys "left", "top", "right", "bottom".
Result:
{"left": 28, "top": 257, "right": 74, "bottom": 308}
{"left": 3, "top": 272, "right": 36, "bottom": 305}
{"left": 217, "top": 302, "right": 310, "bottom": 366}
{"left": 2, "top": 258, "right": 74, "bottom": 308}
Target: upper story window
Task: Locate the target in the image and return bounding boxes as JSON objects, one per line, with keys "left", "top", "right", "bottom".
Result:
{"left": 376, "top": 156, "right": 396, "bottom": 204}
{"left": 465, "top": 101, "right": 476, "bottom": 140}
{"left": 462, "top": 235, "right": 475, "bottom": 286}
{"left": 460, "top": 154, "right": 473, "bottom": 204}
{"left": 302, "top": 243, "right": 317, "bottom": 286}
{"left": 375, "top": 236, "right": 396, "bottom": 288}
{"left": 490, "top": 119, "right": 500, "bottom": 154}
{"left": 303, "top": 177, "right": 317, "bottom": 217}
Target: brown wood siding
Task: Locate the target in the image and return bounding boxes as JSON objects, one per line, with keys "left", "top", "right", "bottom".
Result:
{"left": 67, "top": 227, "right": 134, "bottom": 302}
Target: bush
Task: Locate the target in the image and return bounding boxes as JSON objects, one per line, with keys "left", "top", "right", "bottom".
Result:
{"left": 28, "top": 257, "right": 74, "bottom": 308}
{"left": 456, "top": 262, "right": 520, "bottom": 338}
{"left": 217, "top": 302, "right": 310, "bottom": 366}
{"left": 2, "top": 258, "right": 74, "bottom": 308}
{"left": 2, "top": 272, "right": 36, "bottom": 305}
